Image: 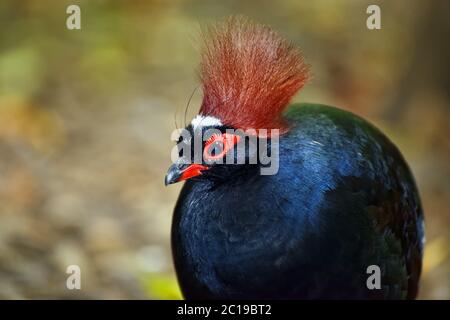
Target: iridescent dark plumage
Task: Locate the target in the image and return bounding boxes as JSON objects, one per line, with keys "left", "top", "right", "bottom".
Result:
{"left": 171, "top": 104, "right": 424, "bottom": 299}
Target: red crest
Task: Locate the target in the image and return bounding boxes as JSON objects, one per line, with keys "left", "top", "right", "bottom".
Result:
{"left": 199, "top": 16, "right": 310, "bottom": 134}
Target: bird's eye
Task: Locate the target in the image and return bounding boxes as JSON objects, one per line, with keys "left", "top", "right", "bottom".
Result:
{"left": 203, "top": 133, "right": 240, "bottom": 162}
{"left": 207, "top": 141, "right": 224, "bottom": 157}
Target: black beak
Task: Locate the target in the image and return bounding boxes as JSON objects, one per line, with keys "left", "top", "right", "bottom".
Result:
{"left": 165, "top": 163, "right": 183, "bottom": 186}
{"left": 165, "top": 163, "right": 209, "bottom": 186}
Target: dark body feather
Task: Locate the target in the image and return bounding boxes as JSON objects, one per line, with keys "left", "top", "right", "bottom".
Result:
{"left": 171, "top": 103, "right": 424, "bottom": 299}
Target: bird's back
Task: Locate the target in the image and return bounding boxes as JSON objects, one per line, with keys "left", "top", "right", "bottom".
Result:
{"left": 171, "top": 103, "right": 424, "bottom": 299}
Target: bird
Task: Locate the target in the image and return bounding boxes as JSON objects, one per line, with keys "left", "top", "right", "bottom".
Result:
{"left": 165, "top": 16, "right": 424, "bottom": 299}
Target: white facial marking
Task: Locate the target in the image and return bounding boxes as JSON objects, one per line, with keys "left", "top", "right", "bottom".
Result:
{"left": 191, "top": 115, "right": 222, "bottom": 129}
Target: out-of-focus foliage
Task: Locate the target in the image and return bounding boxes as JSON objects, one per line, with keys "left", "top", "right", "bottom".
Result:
{"left": 0, "top": 0, "right": 448, "bottom": 299}
{"left": 141, "top": 273, "right": 182, "bottom": 300}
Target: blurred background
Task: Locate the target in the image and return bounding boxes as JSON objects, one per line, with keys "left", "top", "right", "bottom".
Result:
{"left": 0, "top": 0, "right": 448, "bottom": 299}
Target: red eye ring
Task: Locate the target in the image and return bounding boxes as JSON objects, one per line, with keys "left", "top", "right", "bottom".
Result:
{"left": 203, "top": 133, "right": 240, "bottom": 161}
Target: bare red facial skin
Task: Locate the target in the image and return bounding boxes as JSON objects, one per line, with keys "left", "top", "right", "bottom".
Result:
{"left": 203, "top": 133, "right": 241, "bottom": 161}
{"left": 179, "top": 133, "right": 240, "bottom": 182}
{"left": 179, "top": 164, "right": 209, "bottom": 181}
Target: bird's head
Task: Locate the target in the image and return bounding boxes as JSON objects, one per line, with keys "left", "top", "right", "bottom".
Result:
{"left": 165, "top": 116, "right": 243, "bottom": 185}
{"left": 165, "top": 16, "right": 309, "bottom": 185}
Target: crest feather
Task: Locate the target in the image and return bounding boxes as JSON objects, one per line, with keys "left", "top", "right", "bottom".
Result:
{"left": 199, "top": 16, "right": 310, "bottom": 133}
